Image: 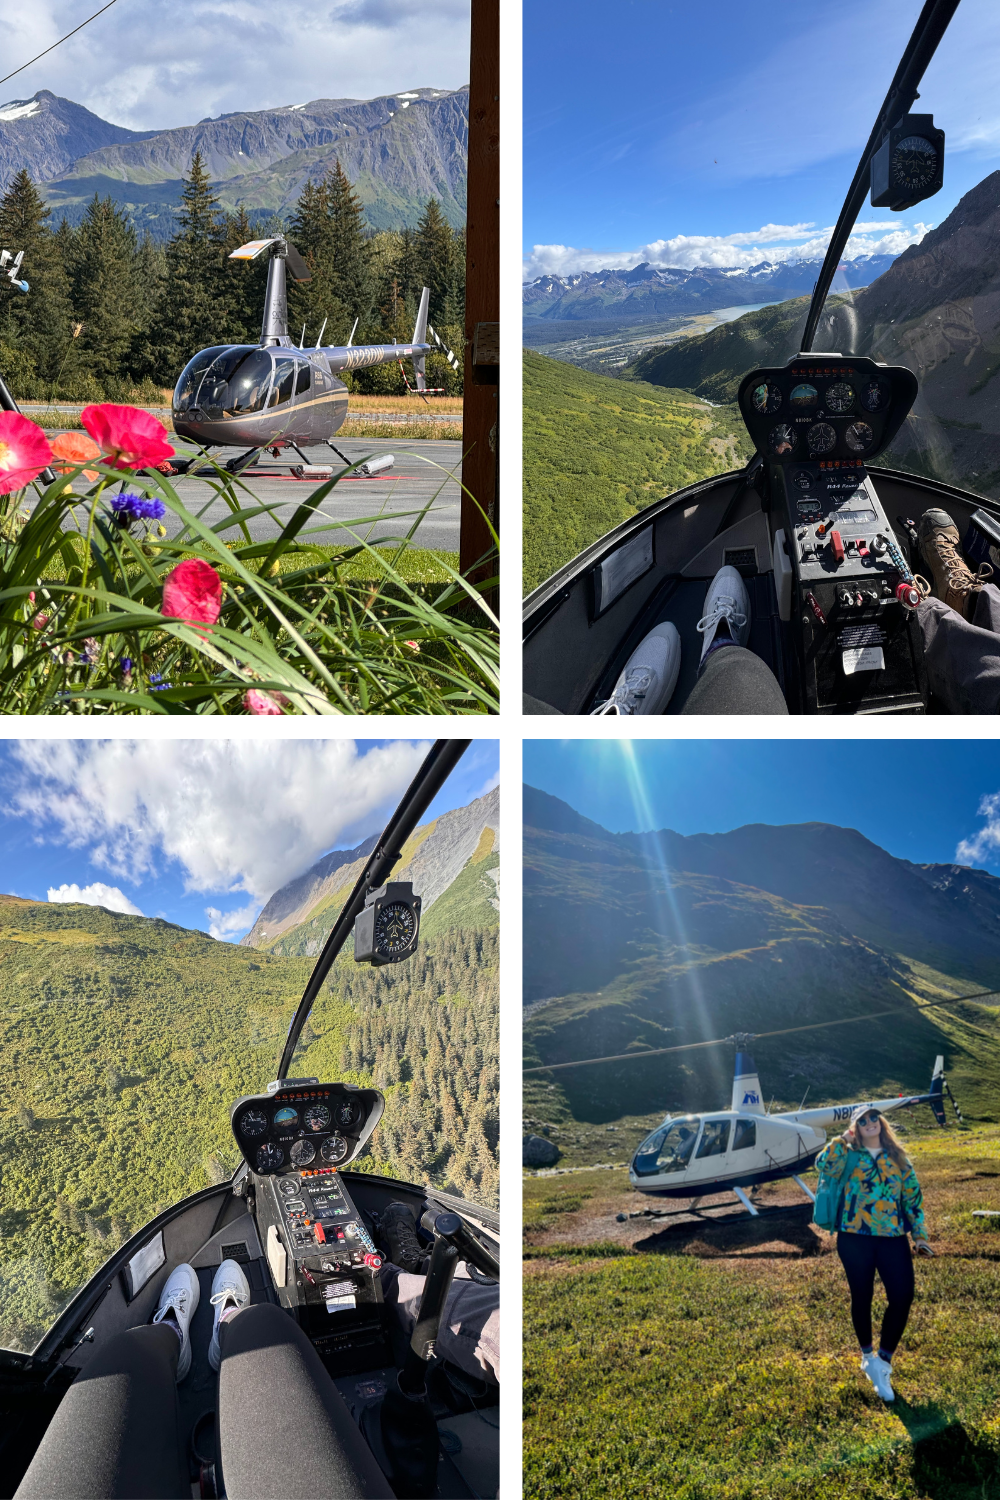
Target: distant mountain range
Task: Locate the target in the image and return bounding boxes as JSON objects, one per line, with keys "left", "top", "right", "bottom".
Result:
{"left": 523, "top": 787, "right": 1000, "bottom": 1124}
{"left": 244, "top": 786, "right": 500, "bottom": 955}
{"left": 522, "top": 256, "right": 900, "bottom": 328}
{"left": 0, "top": 87, "right": 468, "bottom": 236}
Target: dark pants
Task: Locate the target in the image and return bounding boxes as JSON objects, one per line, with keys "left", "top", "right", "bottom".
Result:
{"left": 15, "top": 1304, "right": 387, "bottom": 1500}
{"left": 681, "top": 643, "right": 789, "bottom": 714}
{"left": 919, "top": 583, "right": 1000, "bottom": 713}
{"left": 837, "top": 1232, "right": 915, "bottom": 1354}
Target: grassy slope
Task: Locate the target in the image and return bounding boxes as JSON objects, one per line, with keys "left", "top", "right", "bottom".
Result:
{"left": 522, "top": 350, "right": 753, "bottom": 594}
{"left": 523, "top": 1135, "right": 1000, "bottom": 1500}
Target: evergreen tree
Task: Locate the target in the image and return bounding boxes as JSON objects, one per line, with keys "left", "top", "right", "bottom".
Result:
{"left": 415, "top": 198, "right": 462, "bottom": 326}
{"left": 151, "top": 152, "right": 229, "bottom": 383}
{"left": 287, "top": 177, "right": 349, "bottom": 347}
{"left": 0, "top": 170, "right": 73, "bottom": 391}
{"left": 70, "top": 196, "right": 145, "bottom": 392}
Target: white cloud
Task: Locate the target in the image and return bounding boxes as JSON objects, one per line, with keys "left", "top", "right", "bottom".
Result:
{"left": 11, "top": 740, "right": 430, "bottom": 901}
{"left": 523, "top": 221, "right": 932, "bottom": 282}
{"left": 47, "top": 882, "right": 143, "bottom": 916}
{"left": 956, "top": 793, "right": 1000, "bottom": 867}
{"left": 1, "top": 0, "right": 470, "bottom": 132}
{"left": 205, "top": 902, "right": 261, "bottom": 941}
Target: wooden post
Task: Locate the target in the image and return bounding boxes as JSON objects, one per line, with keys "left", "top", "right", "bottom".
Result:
{"left": 460, "top": 0, "right": 500, "bottom": 585}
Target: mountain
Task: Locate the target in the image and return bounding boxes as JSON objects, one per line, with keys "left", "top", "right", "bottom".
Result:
{"left": 630, "top": 172, "right": 1000, "bottom": 495}
{"left": 522, "top": 349, "right": 753, "bottom": 592}
{"left": 1, "top": 87, "right": 468, "bottom": 236}
{"left": 522, "top": 256, "right": 898, "bottom": 328}
{"left": 244, "top": 785, "right": 500, "bottom": 953}
{"left": 523, "top": 787, "right": 1000, "bottom": 1124}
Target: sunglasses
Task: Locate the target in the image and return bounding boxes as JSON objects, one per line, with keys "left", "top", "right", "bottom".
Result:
{"left": 858, "top": 1113, "right": 881, "bottom": 1126}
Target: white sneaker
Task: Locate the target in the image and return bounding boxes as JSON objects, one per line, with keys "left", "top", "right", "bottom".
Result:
{"left": 208, "top": 1258, "right": 251, "bottom": 1371}
{"left": 696, "top": 566, "right": 751, "bottom": 664}
{"left": 591, "top": 622, "right": 681, "bottom": 714}
{"left": 152, "top": 1263, "right": 200, "bottom": 1382}
{"left": 861, "top": 1352, "right": 895, "bottom": 1402}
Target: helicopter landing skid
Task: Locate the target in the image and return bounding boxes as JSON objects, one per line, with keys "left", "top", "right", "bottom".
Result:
{"left": 619, "top": 1175, "right": 816, "bottom": 1224}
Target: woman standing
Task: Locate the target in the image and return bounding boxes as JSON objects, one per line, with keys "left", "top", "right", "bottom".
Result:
{"left": 815, "top": 1104, "right": 934, "bottom": 1402}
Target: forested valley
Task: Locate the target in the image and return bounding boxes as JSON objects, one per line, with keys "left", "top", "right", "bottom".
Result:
{"left": 0, "top": 154, "right": 466, "bottom": 406}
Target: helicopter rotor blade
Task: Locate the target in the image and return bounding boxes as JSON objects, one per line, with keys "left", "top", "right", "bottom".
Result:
{"left": 523, "top": 985, "right": 1000, "bottom": 1075}
{"left": 284, "top": 241, "right": 312, "bottom": 282}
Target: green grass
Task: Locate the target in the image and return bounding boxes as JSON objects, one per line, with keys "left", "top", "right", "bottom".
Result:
{"left": 522, "top": 349, "right": 752, "bottom": 594}
{"left": 34, "top": 412, "right": 460, "bottom": 442}
{"left": 524, "top": 1142, "right": 1000, "bottom": 1499}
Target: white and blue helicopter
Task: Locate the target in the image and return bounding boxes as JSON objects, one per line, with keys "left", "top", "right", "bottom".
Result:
{"left": 623, "top": 1036, "right": 961, "bottom": 1220}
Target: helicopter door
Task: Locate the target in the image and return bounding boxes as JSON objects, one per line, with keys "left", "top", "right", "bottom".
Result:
{"left": 295, "top": 362, "right": 311, "bottom": 396}
{"left": 732, "top": 1118, "right": 757, "bottom": 1151}
{"left": 694, "top": 1119, "right": 730, "bottom": 1159}
{"left": 632, "top": 1118, "right": 700, "bottom": 1176}
{"left": 268, "top": 356, "right": 297, "bottom": 407}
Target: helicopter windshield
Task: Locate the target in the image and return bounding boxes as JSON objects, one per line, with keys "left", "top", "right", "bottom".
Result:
{"left": 172, "top": 346, "right": 273, "bottom": 420}
{"left": 806, "top": 7, "right": 1000, "bottom": 507}
{"left": 633, "top": 1118, "right": 700, "bottom": 1176}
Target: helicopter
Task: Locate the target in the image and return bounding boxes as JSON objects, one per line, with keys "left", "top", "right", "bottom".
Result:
{"left": 623, "top": 1041, "right": 961, "bottom": 1220}
{"left": 0, "top": 739, "right": 500, "bottom": 1500}
{"left": 169, "top": 234, "right": 435, "bottom": 479}
{"left": 522, "top": 0, "right": 1000, "bottom": 717}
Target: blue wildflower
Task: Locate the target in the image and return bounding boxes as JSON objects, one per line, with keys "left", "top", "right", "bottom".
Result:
{"left": 109, "top": 493, "right": 167, "bottom": 526}
{"left": 120, "top": 657, "right": 132, "bottom": 675}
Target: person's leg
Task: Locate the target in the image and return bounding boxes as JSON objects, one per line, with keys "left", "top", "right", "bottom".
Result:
{"left": 681, "top": 644, "right": 788, "bottom": 715}
{"left": 917, "top": 587, "right": 1000, "bottom": 713}
{"left": 873, "top": 1236, "right": 915, "bottom": 1360}
{"left": 216, "top": 1301, "right": 387, "bottom": 1500}
{"left": 836, "top": 1232, "right": 878, "bottom": 1350}
{"left": 15, "top": 1326, "right": 186, "bottom": 1500}
{"left": 381, "top": 1264, "right": 500, "bottom": 1385}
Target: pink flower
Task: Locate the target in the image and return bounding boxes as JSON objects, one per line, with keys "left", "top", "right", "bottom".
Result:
{"left": 244, "top": 689, "right": 289, "bottom": 715}
{"left": 81, "top": 404, "right": 175, "bottom": 470}
{"left": 0, "top": 412, "right": 53, "bottom": 493}
{"left": 31, "top": 613, "right": 50, "bottom": 631}
{"left": 162, "top": 558, "right": 222, "bottom": 626}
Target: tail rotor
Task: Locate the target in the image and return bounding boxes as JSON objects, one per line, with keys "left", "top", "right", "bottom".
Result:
{"left": 929, "top": 1054, "right": 964, "bottom": 1126}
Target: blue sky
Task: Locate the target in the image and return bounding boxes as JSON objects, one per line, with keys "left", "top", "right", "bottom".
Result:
{"left": 2, "top": 0, "right": 470, "bottom": 132}
{"left": 523, "top": 0, "right": 1000, "bottom": 280}
{"left": 524, "top": 740, "right": 1000, "bottom": 873}
{"left": 0, "top": 738, "right": 498, "bottom": 942}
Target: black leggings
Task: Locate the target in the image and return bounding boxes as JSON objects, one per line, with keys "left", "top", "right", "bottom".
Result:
{"left": 15, "top": 1303, "right": 387, "bottom": 1500}
{"left": 837, "top": 1232, "right": 915, "bottom": 1354}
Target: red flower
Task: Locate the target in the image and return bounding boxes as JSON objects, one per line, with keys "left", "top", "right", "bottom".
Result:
{"left": 81, "top": 404, "right": 175, "bottom": 470}
{"left": 162, "top": 559, "right": 222, "bottom": 627}
{"left": 244, "top": 688, "right": 288, "bottom": 715}
{"left": 0, "top": 412, "right": 53, "bottom": 494}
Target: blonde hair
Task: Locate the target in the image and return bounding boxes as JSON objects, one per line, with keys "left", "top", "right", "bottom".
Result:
{"left": 862, "top": 1113, "right": 911, "bottom": 1170}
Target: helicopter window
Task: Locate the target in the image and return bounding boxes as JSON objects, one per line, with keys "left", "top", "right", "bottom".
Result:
{"left": 268, "top": 358, "right": 297, "bottom": 407}
{"left": 695, "top": 1119, "right": 730, "bottom": 1158}
{"left": 220, "top": 350, "right": 274, "bottom": 415}
{"left": 295, "top": 362, "right": 311, "bottom": 396}
{"left": 633, "top": 1119, "right": 699, "bottom": 1176}
{"left": 172, "top": 346, "right": 234, "bottom": 415}
{"left": 733, "top": 1118, "right": 757, "bottom": 1151}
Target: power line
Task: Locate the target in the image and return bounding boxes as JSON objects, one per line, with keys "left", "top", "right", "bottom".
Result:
{"left": 0, "top": 0, "right": 120, "bottom": 91}
{"left": 523, "top": 986, "right": 1000, "bottom": 1075}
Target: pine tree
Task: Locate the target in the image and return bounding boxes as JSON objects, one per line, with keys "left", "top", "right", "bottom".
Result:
{"left": 70, "top": 196, "right": 144, "bottom": 392}
{"left": 151, "top": 152, "right": 229, "bottom": 383}
{"left": 0, "top": 170, "right": 73, "bottom": 391}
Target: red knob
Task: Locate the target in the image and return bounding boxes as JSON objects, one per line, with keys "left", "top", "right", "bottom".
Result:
{"left": 364, "top": 1253, "right": 383, "bottom": 1269}
{"left": 896, "top": 582, "right": 920, "bottom": 610}
{"left": 829, "top": 529, "right": 845, "bottom": 564}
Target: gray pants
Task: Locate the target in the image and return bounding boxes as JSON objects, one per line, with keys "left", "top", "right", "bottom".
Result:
{"left": 919, "top": 583, "right": 1000, "bottom": 713}
{"left": 381, "top": 1262, "right": 500, "bottom": 1384}
{"left": 681, "top": 644, "right": 789, "bottom": 714}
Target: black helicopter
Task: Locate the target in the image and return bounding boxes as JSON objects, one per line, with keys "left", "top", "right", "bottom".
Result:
{"left": 0, "top": 740, "right": 500, "bottom": 1500}
{"left": 170, "top": 235, "right": 434, "bottom": 478}
{"left": 523, "top": 0, "right": 1000, "bottom": 717}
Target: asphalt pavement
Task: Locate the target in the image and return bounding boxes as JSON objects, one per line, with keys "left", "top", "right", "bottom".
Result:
{"left": 45, "top": 437, "right": 463, "bottom": 554}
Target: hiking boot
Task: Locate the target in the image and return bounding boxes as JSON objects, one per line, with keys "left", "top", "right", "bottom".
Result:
{"left": 381, "top": 1202, "right": 425, "bottom": 1272}
{"left": 918, "top": 508, "right": 993, "bottom": 620}
{"left": 152, "top": 1263, "right": 200, "bottom": 1382}
{"left": 696, "top": 565, "right": 751, "bottom": 665}
{"left": 591, "top": 622, "right": 681, "bottom": 715}
{"left": 860, "top": 1351, "right": 895, "bottom": 1402}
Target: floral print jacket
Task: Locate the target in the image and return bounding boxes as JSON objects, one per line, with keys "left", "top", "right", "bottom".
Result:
{"left": 815, "top": 1136, "right": 927, "bottom": 1239}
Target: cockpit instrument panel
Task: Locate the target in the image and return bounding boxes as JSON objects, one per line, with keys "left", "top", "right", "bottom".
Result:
{"left": 738, "top": 355, "right": 917, "bottom": 465}
{"left": 230, "top": 1083, "right": 384, "bottom": 1174}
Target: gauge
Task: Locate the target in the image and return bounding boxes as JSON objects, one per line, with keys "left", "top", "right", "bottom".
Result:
{"left": 320, "top": 1135, "right": 349, "bottom": 1164}
{"left": 751, "top": 382, "right": 781, "bottom": 414}
{"left": 792, "top": 470, "right": 812, "bottom": 491}
{"left": 256, "top": 1142, "right": 284, "bottom": 1171}
{"left": 335, "top": 1098, "right": 362, "bottom": 1129}
{"left": 806, "top": 422, "right": 837, "bottom": 454}
{"left": 304, "top": 1103, "right": 331, "bottom": 1133}
{"left": 239, "top": 1107, "right": 269, "bottom": 1138}
{"left": 825, "top": 382, "right": 854, "bottom": 414}
{"left": 891, "top": 135, "right": 939, "bottom": 195}
{"left": 272, "top": 1106, "right": 298, "bottom": 1129}
{"left": 860, "top": 381, "right": 886, "bottom": 412}
{"left": 290, "top": 1139, "right": 316, "bottom": 1166}
{"left": 279, "top": 1177, "right": 300, "bottom": 1196}
{"left": 374, "top": 902, "right": 417, "bottom": 958}
{"left": 769, "top": 424, "right": 796, "bottom": 456}
{"left": 845, "top": 421, "right": 874, "bottom": 453}
{"left": 789, "top": 383, "right": 817, "bottom": 409}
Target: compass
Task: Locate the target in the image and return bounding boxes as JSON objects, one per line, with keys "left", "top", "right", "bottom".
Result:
{"left": 871, "top": 114, "right": 944, "bottom": 211}
{"left": 353, "top": 881, "right": 421, "bottom": 966}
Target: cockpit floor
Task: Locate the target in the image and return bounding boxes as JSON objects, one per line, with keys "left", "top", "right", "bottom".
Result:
{"left": 593, "top": 571, "right": 789, "bottom": 713}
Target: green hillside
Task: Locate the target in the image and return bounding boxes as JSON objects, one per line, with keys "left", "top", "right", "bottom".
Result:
{"left": 523, "top": 350, "right": 753, "bottom": 594}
